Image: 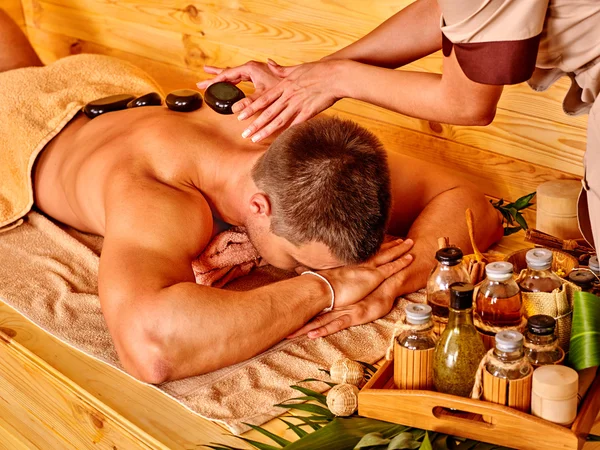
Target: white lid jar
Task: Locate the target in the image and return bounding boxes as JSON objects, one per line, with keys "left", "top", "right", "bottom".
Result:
{"left": 531, "top": 365, "right": 579, "bottom": 426}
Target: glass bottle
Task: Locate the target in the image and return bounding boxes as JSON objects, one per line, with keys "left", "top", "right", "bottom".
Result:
{"left": 518, "top": 248, "right": 562, "bottom": 293}
{"left": 433, "top": 282, "right": 486, "bottom": 397}
{"left": 426, "top": 247, "right": 469, "bottom": 326}
{"left": 568, "top": 269, "right": 596, "bottom": 292}
{"left": 394, "top": 304, "right": 437, "bottom": 390}
{"left": 589, "top": 255, "right": 599, "bottom": 277}
{"left": 486, "top": 330, "right": 532, "bottom": 380}
{"left": 524, "top": 315, "right": 564, "bottom": 367}
{"left": 475, "top": 262, "right": 523, "bottom": 331}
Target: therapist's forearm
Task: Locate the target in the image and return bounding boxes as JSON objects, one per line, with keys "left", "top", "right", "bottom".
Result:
{"left": 322, "top": 0, "right": 441, "bottom": 69}
{"left": 336, "top": 61, "right": 495, "bottom": 125}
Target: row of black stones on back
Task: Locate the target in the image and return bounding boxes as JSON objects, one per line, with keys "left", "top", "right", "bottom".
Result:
{"left": 82, "top": 83, "right": 245, "bottom": 119}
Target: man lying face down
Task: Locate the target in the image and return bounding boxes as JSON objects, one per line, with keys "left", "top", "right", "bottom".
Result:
{"left": 0, "top": 10, "right": 502, "bottom": 383}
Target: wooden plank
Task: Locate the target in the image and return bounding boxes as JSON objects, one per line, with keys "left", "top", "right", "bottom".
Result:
{"left": 0, "top": 417, "right": 30, "bottom": 450}
{"left": 0, "top": 328, "right": 170, "bottom": 449}
{"left": 3, "top": 0, "right": 26, "bottom": 31}
{"left": 22, "top": 0, "right": 587, "bottom": 176}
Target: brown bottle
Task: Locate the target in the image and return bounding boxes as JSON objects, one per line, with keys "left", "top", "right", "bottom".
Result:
{"left": 518, "top": 248, "right": 562, "bottom": 293}
{"left": 475, "top": 262, "right": 523, "bottom": 329}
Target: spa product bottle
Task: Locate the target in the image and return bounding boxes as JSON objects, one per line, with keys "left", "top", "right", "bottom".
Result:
{"left": 568, "top": 269, "right": 596, "bottom": 292}
{"left": 426, "top": 247, "right": 469, "bottom": 331}
{"left": 524, "top": 315, "right": 564, "bottom": 368}
{"left": 475, "top": 262, "right": 523, "bottom": 343}
{"left": 589, "top": 256, "right": 600, "bottom": 276}
{"left": 433, "top": 282, "right": 486, "bottom": 397}
{"left": 483, "top": 330, "right": 533, "bottom": 412}
{"left": 532, "top": 366, "right": 579, "bottom": 426}
{"left": 394, "top": 304, "right": 436, "bottom": 390}
{"left": 518, "top": 248, "right": 562, "bottom": 293}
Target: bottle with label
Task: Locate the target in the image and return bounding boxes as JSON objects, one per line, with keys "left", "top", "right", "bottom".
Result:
{"left": 483, "top": 330, "right": 533, "bottom": 412}
{"left": 475, "top": 262, "right": 523, "bottom": 348}
{"left": 394, "top": 304, "right": 437, "bottom": 390}
{"left": 426, "top": 247, "right": 470, "bottom": 333}
{"left": 518, "top": 248, "right": 562, "bottom": 293}
{"left": 524, "top": 315, "right": 564, "bottom": 367}
{"left": 433, "top": 282, "right": 486, "bottom": 397}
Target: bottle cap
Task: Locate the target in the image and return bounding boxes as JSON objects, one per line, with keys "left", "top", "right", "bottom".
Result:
{"left": 495, "top": 330, "right": 524, "bottom": 352}
{"left": 568, "top": 269, "right": 595, "bottom": 288}
{"left": 589, "top": 255, "right": 599, "bottom": 273}
{"left": 449, "top": 282, "right": 474, "bottom": 310}
{"left": 525, "top": 248, "right": 553, "bottom": 271}
{"left": 532, "top": 366, "right": 579, "bottom": 400}
{"left": 435, "top": 247, "right": 463, "bottom": 266}
{"left": 527, "top": 315, "right": 556, "bottom": 336}
{"left": 405, "top": 304, "right": 432, "bottom": 325}
{"left": 485, "top": 262, "right": 514, "bottom": 282}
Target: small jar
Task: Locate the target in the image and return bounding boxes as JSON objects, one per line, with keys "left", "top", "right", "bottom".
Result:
{"left": 532, "top": 365, "right": 579, "bottom": 426}
{"left": 589, "top": 256, "right": 599, "bottom": 276}
{"left": 568, "top": 269, "right": 596, "bottom": 292}
{"left": 394, "top": 304, "right": 437, "bottom": 390}
{"left": 524, "top": 315, "right": 564, "bottom": 367}
{"left": 518, "top": 248, "right": 562, "bottom": 293}
{"left": 426, "top": 247, "right": 470, "bottom": 331}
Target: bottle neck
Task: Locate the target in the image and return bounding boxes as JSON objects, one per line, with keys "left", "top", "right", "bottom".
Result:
{"left": 448, "top": 306, "right": 474, "bottom": 326}
{"left": 526, "top": 332, "right": 556, "bottom": 346}
{"left": 493, "top": 347, "right": 523, "bottom": 362}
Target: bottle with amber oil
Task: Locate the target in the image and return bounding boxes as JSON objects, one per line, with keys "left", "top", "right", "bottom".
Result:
{"left": 426, "top": 247, "right": 469, "bottom": 333}
{"left": 483, "top": 330, "right": 533, "bottom": 412}
{"left": 524, "top": 315, "right": 564, "bottom": 368}
{"left": 394, "top": 304, "right": 436, "bottom": 390}
{"left": 433, "top": 282, "right": 486, "bottom": 397}
{"left": 475, "top": 262, "right": 522, "bottom": 348}
{"left": 518, "top": 248, "right": 562, "bottom": 293}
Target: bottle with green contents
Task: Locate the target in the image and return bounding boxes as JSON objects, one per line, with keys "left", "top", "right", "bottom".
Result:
{"left": 433, "top": 282, "right": 486, "bottom": 397}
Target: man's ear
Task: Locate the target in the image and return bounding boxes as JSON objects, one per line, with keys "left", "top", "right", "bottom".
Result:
{"left": 249, "top": 193, "right": 272, "bottom": 217}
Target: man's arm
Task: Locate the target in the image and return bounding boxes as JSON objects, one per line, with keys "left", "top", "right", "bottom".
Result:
{"left": 289, "top": 154, "right": 503, "bottom": 338}
{"left": 99, "top": 174, "right": 413, "bottom": 383}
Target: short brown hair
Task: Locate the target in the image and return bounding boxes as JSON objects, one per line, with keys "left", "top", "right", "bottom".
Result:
{"left": 252, "top": 116, "right": 391, "bottom": 264}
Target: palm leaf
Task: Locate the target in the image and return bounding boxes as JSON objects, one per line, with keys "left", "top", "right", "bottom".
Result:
{"left": 513, "top": 192, "right": 536, "bottom": 210}
{"left": 279, "top": 419, "right": 309, "bottom": 439}
{"left": 204, "top": 445, "right": 247, "bottom": 450}
{"left": 274, "top": 402, "right": 334, "bottom": 418}
{"left": 288, "top": 416, "right": 326, "bottom": 431}
{"left": 419, "top": 432, "right": 433, "bottom": 450}
{"left": 298, "top": 377, "right": 337, "bottom": 388}
{"left": 354, "top": 431, "right": 390, "bottom": 448}
{"left": 289, "top": 385, "right": 328, "bottom": 405}
{"left": 242, "top": 423, "right": 292, "bottom": 447}
{"left": 569, "top": 291, "right": 600, "bottom": 370}
{"left": 235, "top": 437, "right": 282, "bottom": 450}
{"left": 356, "top": 360, "right": 378, "bottom": 374}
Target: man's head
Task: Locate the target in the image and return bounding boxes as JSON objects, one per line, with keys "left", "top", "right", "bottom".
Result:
{"left": 245, "top": 116, "right": 391, "bottom": 271}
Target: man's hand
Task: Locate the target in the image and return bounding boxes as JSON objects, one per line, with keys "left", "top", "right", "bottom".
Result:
{"left": 196, "top": 61, "right": 282, "bottom": 112}
{"left": 290, "top": 239, "right": 414, "bottom": 339}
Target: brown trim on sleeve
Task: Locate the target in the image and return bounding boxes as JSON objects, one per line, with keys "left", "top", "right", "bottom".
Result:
{"left": 442, "top": 33, "right": 541, "bottom": 85}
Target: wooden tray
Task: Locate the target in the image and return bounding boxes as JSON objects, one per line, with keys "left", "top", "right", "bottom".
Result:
{"left": 358, "top": 360, "right": 600, "bottom": 450}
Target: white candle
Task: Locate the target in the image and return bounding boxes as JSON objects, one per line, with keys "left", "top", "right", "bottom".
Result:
{"left": 531, "top": 365, "right": 579, "bottom": 426}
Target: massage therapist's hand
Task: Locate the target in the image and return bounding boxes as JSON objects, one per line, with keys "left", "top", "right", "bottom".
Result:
{"left": 196, "top": 61, "right": 282, "bottom": 110}
{"left": 233, "top": 59, "right": 346, "bottom": 142}
{"left": 289, "top": 239, "right": 414, "bottom": 340}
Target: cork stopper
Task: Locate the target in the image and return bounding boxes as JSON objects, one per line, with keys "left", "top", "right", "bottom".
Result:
{"left": 526, "top": 248, "right": 553, "bottom": 270}
{"left": 485, "top": 262, "right": 514, "bottom": 282}
{"left": 435, "top": 247, "right": 463, "bottom": 266}
{"left": 527, "top": 315, "right": 556, "bottom": 336}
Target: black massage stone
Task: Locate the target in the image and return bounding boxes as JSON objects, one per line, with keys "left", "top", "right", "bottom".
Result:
{"left": 165, "top": 89, "right": 203, "bottom": 112}
{"left": 205, "top": 82, "right": 246, "bottom": 115}
{"left": 83, "top": 94, "right": 135, "bottom": 119}
{"left": 127, "top": 92, "right": 162, "bottom": 108}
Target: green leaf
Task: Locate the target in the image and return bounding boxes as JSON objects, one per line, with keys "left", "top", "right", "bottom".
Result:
{"left": 514, "top": 212, "right": 528, "bottom": 231}
{"left": 235, "top": 437, "right": 282, "bottom": 450}
{"left": 503, "top": 226, "right": 523, "bottom": 236}
{"left": 354, "top": 432, "right": 390, "bottom": 448}
{"left": 298, "top": 377, "right": 337, "bottom": 388}
{"left": 290, "top": 385, "right": 328, "bottom": 405}
{"left": 279, "top": 419, "right": 308, "bottom": 439}
{"left": 388, "top": 432, "right": 421, "bottom": 449}
{"left": 204, "top": 445, "right": 247, "bottom": 450}
{"left": 288, "top": 416, "right": 325, "bottom": 431}
{"left": 587, "top": 434, "right": 600, "bottom": 442}
{"left": 569, "top": 291, "right": 600, "bottom": 370}
{"left": 274, "top": 402, "right": 334, "bottom": 418}
{"left": 420, "top": 432, "right": 433, "bottom": 450}
{"left": 507, "top": 207, "right": 518, "bottom": 219}
{"left": 513, "top": 192, "right": 536, "bottom": 210}
{"left": 356, "top": 360, "right": 378, "bottom": 374}
{"left": 242, "top": 423, "right": 292, "bottom": 447}
{"left": 283, "top": 417, "right": 409, "bottom": 450}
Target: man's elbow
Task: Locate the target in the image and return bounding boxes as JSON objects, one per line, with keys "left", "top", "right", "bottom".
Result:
{"left": 120, "top": 334, "right": 173, "bottom": 384}
{"left": 464, "top": 104, "right": 496, "bottom": 126}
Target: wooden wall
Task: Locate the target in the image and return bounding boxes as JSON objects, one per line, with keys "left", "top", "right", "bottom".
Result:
{"left": 17, "top": 0, "right": 588, "bottom": 225}
{"left": 4, "top": 0, "right": 26, "bottom": 31}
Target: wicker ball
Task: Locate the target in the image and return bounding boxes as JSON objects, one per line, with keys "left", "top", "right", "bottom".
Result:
{"left": 330, "top": 358, "right": 364, "bottom": 386}
{"left": 326, "top": 383, "right": 359, "bottom": 416}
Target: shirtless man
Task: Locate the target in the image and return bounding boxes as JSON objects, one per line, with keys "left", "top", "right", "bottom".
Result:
{"left": 0, "top": 11, "right": 502, "bottom": 383}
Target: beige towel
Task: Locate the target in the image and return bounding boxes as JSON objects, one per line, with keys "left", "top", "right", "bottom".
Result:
{"left": 0, "top": 54, "right": 163, "bottom": 231}
{"left": 0, "top": 211, "right": 424, "bottom": 434}
{"left": 192, "top": 226, "right": 263, "bottom": 287}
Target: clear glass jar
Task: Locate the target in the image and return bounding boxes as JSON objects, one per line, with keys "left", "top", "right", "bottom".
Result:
{"left": 486, "top": 330, "right": 532, "bottom": 380}
{"left": 433, "top": 282, "right": 486, "bottom": 397}
{"left": 518, "top": 248, "right": 562, "bottom": 293}
{"left": 397, "top": 304, "right": 436, "bottom": 351}
{"left": 426, "top": 247, "right": 470, "bottom": 323}
{"left": 524, "top": 315, "right": 564, "bottom": 367}
{"left": 475, "top": 262, "right": 523, "bottom": 328}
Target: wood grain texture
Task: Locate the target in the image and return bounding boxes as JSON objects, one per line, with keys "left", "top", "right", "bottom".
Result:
{"left": 3, "top": 0, "right": 26, "bottom": 30}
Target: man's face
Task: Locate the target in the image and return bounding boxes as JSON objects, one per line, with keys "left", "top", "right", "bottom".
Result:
{"left": 246, "top": 223, "right": 343, "bottom": 272}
